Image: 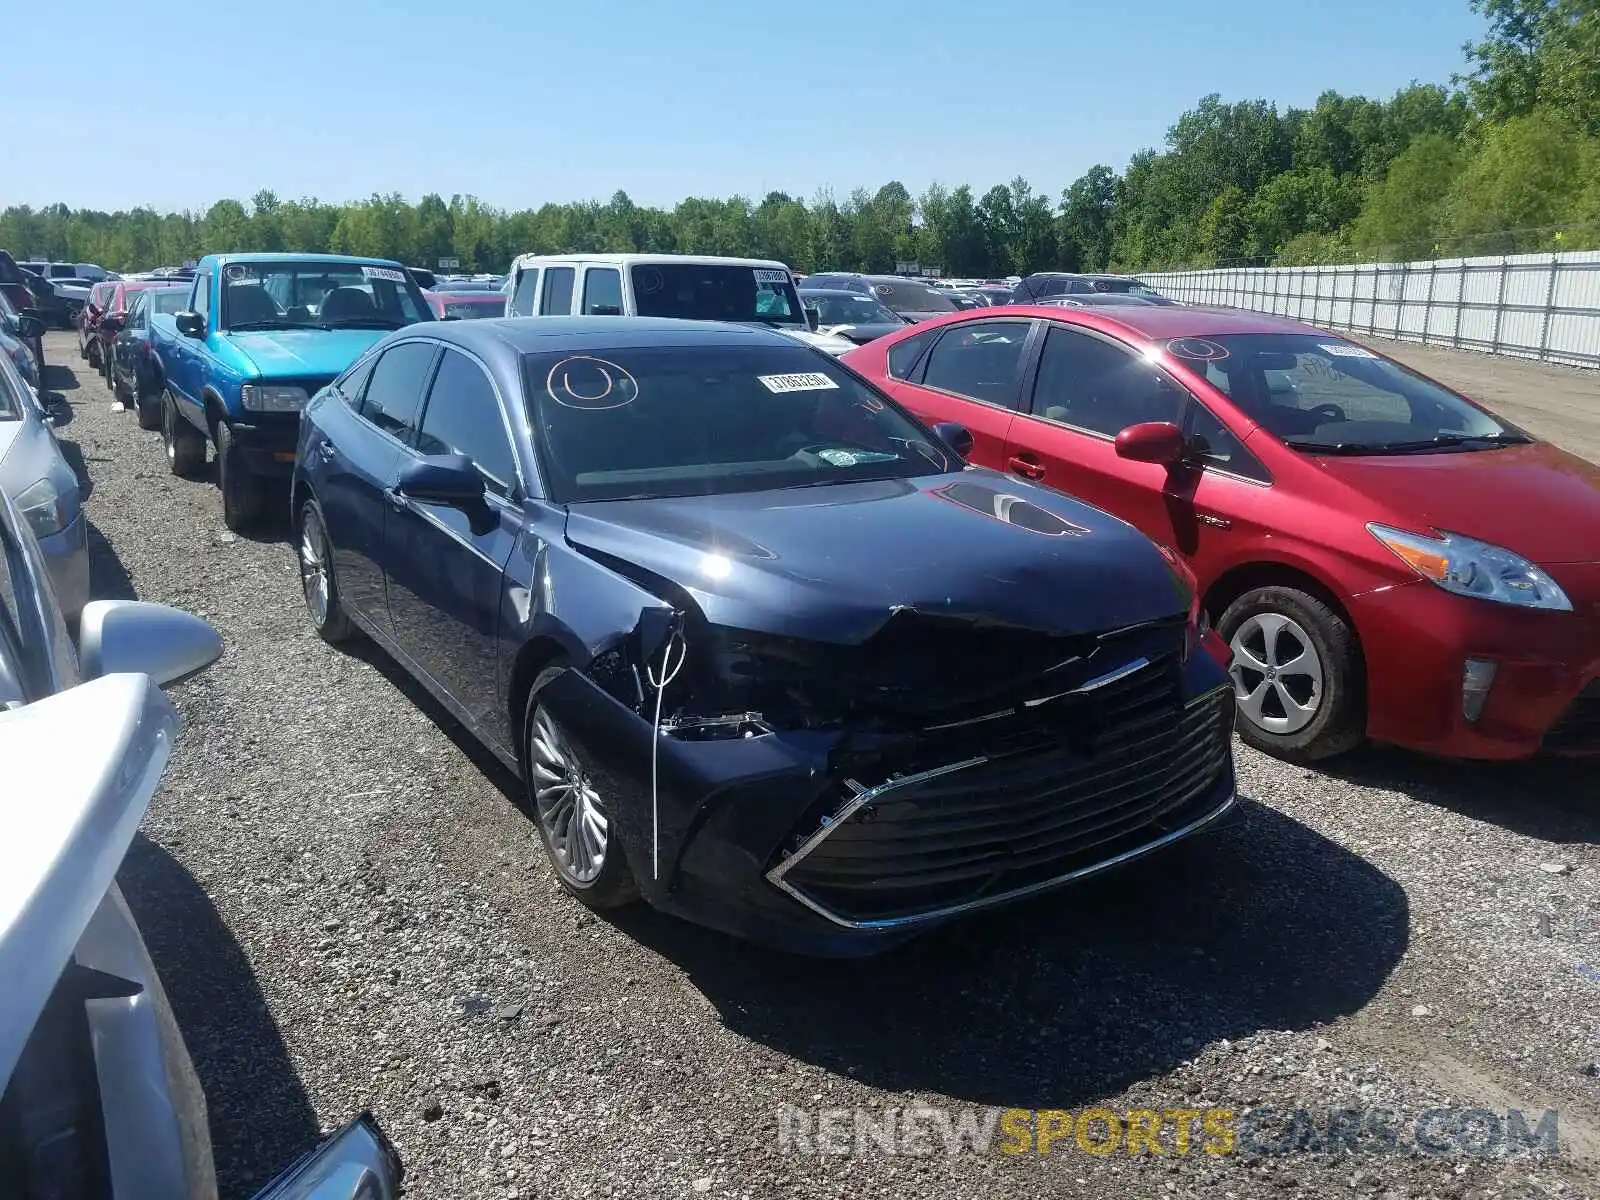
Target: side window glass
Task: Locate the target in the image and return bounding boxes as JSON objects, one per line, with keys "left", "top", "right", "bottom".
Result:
{"left": 191, "top": 275, "right": 210, "bottom": 322}
{"left": 1186, "top": 403, "right": 1271, "bottom": 483}
{"left": 1031, "top": 325, "right": 1184, "bottom": 436}
{"left": 511, "top": 267, "right": 540, "bottom": 316}
{"left": 361, "top": 342, "right": 436, "bottom": 441}
{"left": 580, "top": 268, "right": 623, "bottom": 315}
{"left": 540, "top": 267, "right": 575, "bottom": 315}
{"left": 415, "top": 350, "right": 517, "bottom": 496}
{"left": 337, "top": 355, "right": 377, "bottom": 411}
{"left": 918, "top": 320, "right": 1032, "bottom": 408}
{"left": 886, "top": 328, "right": 938, "bottom": 380}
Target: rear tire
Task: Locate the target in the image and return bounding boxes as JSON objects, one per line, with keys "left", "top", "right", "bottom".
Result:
{"left": 162, "top": 392, "right": 206, "bottom": 478}
{"left": 522, "top": 669, "right": 640, "bottom": 911}
{"left": 297, "top": 498, "right": 356, "bottom": 644}
{"left": 1217, "top": 585, "right": 1364, "bottom": 762}
{"left": 216, "top": 423, "right": 265, "bottom": 532}
{"left": 135, "top": 389, "right": 161, "bottom": 430}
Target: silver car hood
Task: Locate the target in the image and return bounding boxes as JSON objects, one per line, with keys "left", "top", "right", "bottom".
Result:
{"left": 0, "top": 673, "right": 179, "bottom": 1085}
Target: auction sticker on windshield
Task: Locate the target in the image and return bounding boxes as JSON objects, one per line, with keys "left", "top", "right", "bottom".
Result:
{"left": 753, "top": 268, "right": 791, "bottom": 283}
{"left": 757, "top": 372, "right": 840, "bottom": 394}
{"left": 1319, "top": 343, "right": 1377, "bottom": 358}
{"left": 362, "top": 266, "right": 407, "bottom": 282}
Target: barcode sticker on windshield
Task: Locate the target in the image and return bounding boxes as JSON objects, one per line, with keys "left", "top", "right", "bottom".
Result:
{"left": 362, "top": 266, "right": 407, "bottom": 282}
{"left": 752, "top": 268, "right": 791, "bottom": 283}
{"left": 757, "top": 372, "right": 840, "bottom": 394}
{"left": 1319, "top": 343, "right": 1376, "bottom": 358}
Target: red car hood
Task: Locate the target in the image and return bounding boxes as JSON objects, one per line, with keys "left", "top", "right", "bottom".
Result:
{"left": 1312, "top": 441, "right": 1600, "bottom": 565}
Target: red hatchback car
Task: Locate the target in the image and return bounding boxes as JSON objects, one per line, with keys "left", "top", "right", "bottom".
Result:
{"left": 845, "top": 305, "right": 1600, "bottom": 762}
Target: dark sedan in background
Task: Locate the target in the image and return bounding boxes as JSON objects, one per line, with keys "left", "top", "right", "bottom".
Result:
{"left": 797, "top": 287, "right": 907, "bottom": 344}
{"left": 110, "top": 284, "right": 189, "bottom": 427}
{"left": 291, "top": 317, "right": 1236, "bottom": 955}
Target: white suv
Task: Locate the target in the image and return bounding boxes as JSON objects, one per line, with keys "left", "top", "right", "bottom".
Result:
{"left": 502, "top": 253, "right": 856, "bottom": 356}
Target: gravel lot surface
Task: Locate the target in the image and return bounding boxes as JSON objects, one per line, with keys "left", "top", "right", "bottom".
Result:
{"left": 38, "top": 329, "right": 1600, "bottom": 1200}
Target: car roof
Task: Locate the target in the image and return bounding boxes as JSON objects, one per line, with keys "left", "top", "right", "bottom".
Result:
{"left": 998, "top": 303, "right": 1325, "bottom": 340}
{"left": 796, "top": 287, "right": 874, "bottom": 298}
{"left": 196, "top": 252, "right": 409, "bottom": 269}
{"left": 507, "top": 252, "right": 793, "bottom": 271}
{"left": 419, "top": 316, "right": 795, "bottom": 358}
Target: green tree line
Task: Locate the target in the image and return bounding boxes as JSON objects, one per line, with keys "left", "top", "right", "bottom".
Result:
{"left": 4, "top": 0, "right": 1597, "bottom": 276}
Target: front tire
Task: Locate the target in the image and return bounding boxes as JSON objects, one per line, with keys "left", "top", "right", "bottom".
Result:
{"left": 216, "top": 423, "right": 265, "bottom": 532}
{"left": 162, "top": 392, "right": 206, "bottom": 478}
{"left": 297, "top": 498, "right": 356, "bottom": 643}
{"left": 1218, "top": 585, "right": 1364, "bottom": 762}
{"left": 86, "top": 338, "right": 101, "bottom": 369}
{"left": 522, "top": 671, "right": 639, "bottom": 910}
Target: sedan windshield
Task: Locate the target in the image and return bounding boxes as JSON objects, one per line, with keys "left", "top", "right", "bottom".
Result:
{"left": 440, "top": 296, "right": 505, "bottom": 319}
{"left": 872, "top": 280, "right": 958, "bottom": 313}
{"left": 631, "top": 263, "right": 805, "bottom": 328}
{"left": 150, "top": 288, "right": 189, "bottom": 316}
{"left": 1187, "top": 333, "right": 1522, "bottom": 453}
{"left": 806, "top": 294, "right": 901, "bottom": 325}
{"left": 525, "top": 344, "right": 954, "bottom": 503}
{"left": 219, "top": 261, "right": 433, "bottom": 331}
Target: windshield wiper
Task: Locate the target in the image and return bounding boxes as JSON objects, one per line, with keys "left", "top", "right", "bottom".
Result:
{"left": 1382, "top": 433, "right": 1533, "bottom": 452}
{"left": 1287, "top": 432, "right": 1531, "bottom": 456}
{"left": 227, "top": 320, "right": 303, "bottom": 331}
{"left": 319, "top": 318, "right": 406, "bottom": 330}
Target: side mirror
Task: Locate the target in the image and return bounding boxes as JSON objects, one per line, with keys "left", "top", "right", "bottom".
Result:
{"left": 175, "top": 310, "right": 205, "bottom": 338}
{"left": 396, "top": 452, "right": 485, "bottom": 507}
{"left": 15, "top": 314, "right": 44, "bottom": 340}
{"left": 932, "top": 420, "right": 974, "bottom": 459}
{"left": 803, "top": 306, "right": 820, "bottom": 331}
{"left": 77, "top": 600, "right": 224, "bottom": 688}
{"left": 1114, "top": 421, "right": 1188, "bottom": 466}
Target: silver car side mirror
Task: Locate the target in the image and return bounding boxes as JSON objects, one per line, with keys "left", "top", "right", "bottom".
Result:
{"left": 77, "top": 600, "right": 223, "bottom": 688}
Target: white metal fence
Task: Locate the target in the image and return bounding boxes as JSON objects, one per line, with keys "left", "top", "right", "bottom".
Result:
{"left": 1141, "top": 250, "right": 1600, "bottom": 370}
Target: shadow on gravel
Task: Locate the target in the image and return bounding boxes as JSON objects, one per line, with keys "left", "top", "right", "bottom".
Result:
{"left": 613, "top": 800, "right": 1408, "bottom": 1109}
{"left": 56, "top": 437, "right": 92, "bottom": 500}
{"left": 41, "top": 361, "right": 79, "bottom": 394}
{"left": 343, "top": 639, "right": 524, "bottom": 799}
{"left": 85, "top": 517, "right": 135, "bottom": 601}
{"left": 1321, "top": 747, "right": 1599, "bottom": 845}
{"left": 118, "top": 835, "right": 321, "bottom": 1198}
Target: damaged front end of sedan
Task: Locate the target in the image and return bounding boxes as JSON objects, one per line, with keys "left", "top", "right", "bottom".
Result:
{"left": 538, "top": 571, "right": 1238, "bottom": 955}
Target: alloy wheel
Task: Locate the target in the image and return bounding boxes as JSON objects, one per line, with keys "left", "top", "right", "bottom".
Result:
{"left": 299, "top": 509, "right": 331, "bottom": 626}
{"left": 1229, "top": 611, "right": 1325, "bottom": 735}
{"left": 527, "top": 706, "right": 609, "bottom": 884}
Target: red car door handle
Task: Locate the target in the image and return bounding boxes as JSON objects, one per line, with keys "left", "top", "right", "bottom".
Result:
{"left": 1007, "top": 455, "right": 1045, "bottom": 480}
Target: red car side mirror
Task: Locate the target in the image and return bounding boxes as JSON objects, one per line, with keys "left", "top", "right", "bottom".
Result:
{"left": 1114, "top": 421, "right": 1188, "bottom": 466}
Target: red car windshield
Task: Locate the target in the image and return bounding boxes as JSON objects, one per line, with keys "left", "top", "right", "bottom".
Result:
{"left": 1177, "top": 333, "right": 1525, "bottom": 454}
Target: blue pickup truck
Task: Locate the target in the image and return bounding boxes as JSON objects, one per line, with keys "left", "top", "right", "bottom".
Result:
{"left": 153, "top": 253, "right": 436, "bottom": 530}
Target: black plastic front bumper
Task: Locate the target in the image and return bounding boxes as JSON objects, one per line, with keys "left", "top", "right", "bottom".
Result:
{"left": 227, "top": 412, "right": 302, "bottom": 478}
{"left": 541, "top": 650, "right": 1240, "bottom": 956}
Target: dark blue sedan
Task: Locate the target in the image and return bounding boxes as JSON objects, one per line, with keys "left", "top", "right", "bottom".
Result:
{"left": 291, "top": 317, "right": 1237, "bottom": 955}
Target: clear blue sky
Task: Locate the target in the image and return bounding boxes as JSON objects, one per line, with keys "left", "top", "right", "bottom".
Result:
{"left": 8, "top": 0, "right": 1484, "bottom": 214}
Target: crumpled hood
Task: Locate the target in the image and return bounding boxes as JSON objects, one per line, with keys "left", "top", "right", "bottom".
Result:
{"left": 563, "top": 469, "right": 1189, "bottom": 644}
{"left": 1311, "top": 440, "right": 1600, "bottom": 564}
{"left": 818, "top": 322, "right": 906, "bottom": 345}
{"left": 774, "top": 328, "right": 857, "bottom": 357}
{"left": 226, "top": 328, "right": 391, "bottom": 379}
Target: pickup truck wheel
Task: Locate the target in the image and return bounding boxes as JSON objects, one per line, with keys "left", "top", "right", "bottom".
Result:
{"left": 162, "top": 393, "right": 206, "bottom": 478}
{"left": 298, "top": 499, "right": 356, "bottom": 643}
{"left": 216, "top": 424, "right": 266, "bottom": 532}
